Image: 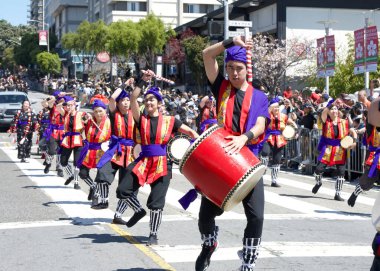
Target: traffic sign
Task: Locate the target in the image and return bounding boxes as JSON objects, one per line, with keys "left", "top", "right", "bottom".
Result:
{"left": 228, "top": 20, "right": 252, "bottom": 28}
{"left": 228, "top": 30, "right": 248, "bottom": 38}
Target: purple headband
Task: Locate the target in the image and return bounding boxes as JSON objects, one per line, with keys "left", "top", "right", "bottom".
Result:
{"left": 64, "top": 96, "right": 74, "bottom": 103}
{"left": 225, "top": 46, "right": 247, "bottom": 64}
{"left": 144, "top": 86, "right": 162, "bottom": 102}
{"left": 116, "top": 90, "right": 130, "bottom": 102}
{"left": 92, "top": 99, "right": 107, "bottom": 110}
{"left": 270, "top": 97, "right": 280, "bottom": 105}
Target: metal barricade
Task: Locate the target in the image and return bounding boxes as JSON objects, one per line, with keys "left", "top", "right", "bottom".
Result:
{"left": 346, "top": 134, "right": 366, "bottom": 180}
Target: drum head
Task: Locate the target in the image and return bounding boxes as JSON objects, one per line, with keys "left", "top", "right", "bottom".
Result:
{"left": 101, "top": 141, "right": 110, "bottom": 152}
{"left": 133, "top": 144, "right": 142, "bottom": 159}
{"left": 168, "top": 136, "right": 191, "bottom": 164}
{"left": 340, "top": 136, "right": 353, "bottom": 149}
{"left": 282, "top": 126, "right": 296, "bottom": 140}
{"left": 222, "top": 163, "right": 266, "bottom": 211}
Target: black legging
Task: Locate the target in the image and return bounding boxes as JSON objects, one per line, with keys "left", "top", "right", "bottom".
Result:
{"left": 315, "top": 162, "right": 345, "bottom": 176}
{"left": 261, "top": 142, "right": 283, "bottom": 165}
{"left": 198, "top": 178, "right": 264, "bottom": 239}
{"left": 116, "top": 162, "right": 172, "bottom": 210}
{"left": 60, "top": 146, "right": 83, "bottom": 167}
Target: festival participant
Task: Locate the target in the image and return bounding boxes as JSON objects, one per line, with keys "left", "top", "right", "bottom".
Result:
{"left": 198, "top": 36, "right": 269, "bottom": 271}
{"left": 92, "top": 87, "right": 135, "bottom": 213}
{"left": 59, "top": 96, "right": 86, "bottom": 190}
{"left": 260, "top": 97, "right": 297, "bottom": 187}
{"left": 8, "top": 100, "right": 37, "bottom": 162}
{"left": 76, "top": 100, "right": 111, "bottom": 200}
{"left": 116, "top": 72, "right": 199, "bottom": 246}
{"left": 36, "top": 107, "right": 51, "bottom": 159}
{"left": 312, "top": 100, "right": 357, "bottom": 201}
{"left": 348, "top": 98, "right": 380, "bottom": 207}
{"left": 41, "top": 91, "right": 66, "bottom": 177}
{"left": 197, "top": 95, "right": 217, "bottom": 133}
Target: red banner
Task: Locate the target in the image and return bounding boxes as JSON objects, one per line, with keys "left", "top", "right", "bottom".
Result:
{"left": 38, "top": 30, "right": 48, "bottom": 46}
{"left": 325, "top": 35, "right": 335, "bottom": 76}
{"left": 316, "top": 37, "right": 325, "bottom": 78}
{"left": 354, "top": 28, "right": 365, "bottom": 74}
{"left": 366, "top": 26, "right": 378, "bottom": 72}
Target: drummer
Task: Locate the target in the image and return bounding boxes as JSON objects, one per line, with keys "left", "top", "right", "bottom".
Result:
{"left": 348, "top": 98, "right": 380, "bottom": 207}
{"left": 76, "top": 100, "right": 111, "bottom": 201}
{"left": 199, "top": 36, "right": 269, "bottom": 271}
{"left": 312, "top": 100, "right": 357, "bottom": 201}
{"left": 260, "top": 97, "right": 297, "bottom": 187}
{"left": 116, "top": 74, "right": 198, "bottom": 246}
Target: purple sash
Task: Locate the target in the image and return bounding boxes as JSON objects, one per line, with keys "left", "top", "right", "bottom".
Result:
{"left": 267, "top": 129, "right": 282, "bottom": 136}
{"left": 368, "top": 145, "right": 380, "bottom": 178}
{"left": 200, "top": 119, "right": 217, "bottom": 133}
{"left": 41, "top": 120, "right": 50, "bottom": 124}
{"left": 17, "top": 121, "right": 28, "bottom": 127}
{"left": 76, "top": 140, "right": 101, "bottom": 167}
{"left": 43, "top": 124, "right": 64, "bottom": 141}
{"left": 96, "top": 135, "right": 134, "bottom": 168}
{"left": 317, "top": 136, "right": 341, "bottom": 161}
{"left": 134, "top": 144, "right": 167, "bottom": 163}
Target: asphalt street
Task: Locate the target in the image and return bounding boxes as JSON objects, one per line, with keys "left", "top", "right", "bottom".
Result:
{"left": 0, "top": 90, "right": 377, "bottom": 271}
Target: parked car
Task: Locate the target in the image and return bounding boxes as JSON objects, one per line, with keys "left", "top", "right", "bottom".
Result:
{"left": 0, "top": 92, "right": 29, "bottom": 128}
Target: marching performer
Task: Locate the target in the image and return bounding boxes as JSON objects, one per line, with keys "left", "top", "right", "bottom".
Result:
{"left": 41, "top": 91, "right": 65, "bottom": 177}
{"left": 59, "top": 96, "right": 86, "bottom": 190}
{"left": 260, "top": 97, "right": 297, "bottom": 187}
{"left": 348, "top": 98, "right": 380, "bottom": 207}
{"left": 92, "top": 88, "right": 136, "bottom": 214}
{"left": 199, "top": 36, "right": 269, "bottom": 271}
{"left": 8, "top": 100, "right": 37, "bottom": 162}
{"left": 116, "top": 73, "right": 198, "bottom": 246}
{"left": 76, "top": 100, "right": 111, "bottom": 200}
{"left": 36, "top": 107, "right": 51, "bottom": 159}
{"left": 312, "top": 100, "right": 357, "bottom": 201}
{"left": 198, "top": 95, "right": 217, "bottom": 133}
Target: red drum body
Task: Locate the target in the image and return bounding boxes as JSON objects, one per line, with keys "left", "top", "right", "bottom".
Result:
{"left": 179, "top": 126, "right": 265, "bottom": 211}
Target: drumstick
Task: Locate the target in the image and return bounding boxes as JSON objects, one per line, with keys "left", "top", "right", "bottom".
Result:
{"left": 84, "top": 113, "right": 102, "bottom": 131}
{"left": 244, "top": 28, "right": 253, "bottom": 85}
{"left": 141, "top": 70, "right": 175, "bottom": 85}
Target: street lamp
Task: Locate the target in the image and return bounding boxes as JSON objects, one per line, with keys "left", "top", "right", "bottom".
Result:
{"left": 29, "top": 19, "right": 50, "bottom": 52}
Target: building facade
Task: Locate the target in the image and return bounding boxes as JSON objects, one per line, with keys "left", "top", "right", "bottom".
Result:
{"left": 28, "top": 0, "right": 44, "bottom": 30}
{"left": 87, "top": 0, "right": 221, "bottom": 28}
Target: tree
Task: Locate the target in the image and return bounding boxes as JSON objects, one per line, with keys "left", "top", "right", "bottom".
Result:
{"left": 163, "top": 37, "right": 185, "bottom": 65}
{"left": 107, "top": 20, "right": 140, "bottom": 58}
{"left": 13, "top": 32, "right": 42, "bottom": 67}
{"left": 135, "top": 14, "right": 175, "bottom": 69}
{"left": 36, "top": 52, "right": 61, "bottom": 75}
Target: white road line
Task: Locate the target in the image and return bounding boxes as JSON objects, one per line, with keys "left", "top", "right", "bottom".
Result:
{"left": 262, "top": 175, "right": 376, "bottom": 206}
{"left": 0, "top": 220, "right": 74, "bottom": 230}
{"left": 153, "top": 242, "right": 372, "bottom": 262}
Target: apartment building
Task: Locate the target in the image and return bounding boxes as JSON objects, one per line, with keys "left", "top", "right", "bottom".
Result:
{"left": 28, "top": 0, "right": 44, "bottom": 30}
{"left": 87, "top": 0, "right": 222, "bottom": 28}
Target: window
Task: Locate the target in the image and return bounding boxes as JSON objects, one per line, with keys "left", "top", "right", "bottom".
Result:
{"left": 183, "top": 4, "right": 215, "bottom": 13}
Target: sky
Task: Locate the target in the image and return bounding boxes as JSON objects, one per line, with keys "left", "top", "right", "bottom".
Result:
{"left": 1, "top": 0, "right": 29, "bottom": 26}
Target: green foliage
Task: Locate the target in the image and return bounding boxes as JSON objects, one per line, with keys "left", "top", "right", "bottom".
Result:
{"left": 181, "top": 35, "right": 209, "bottom": 89}
{"left": 137, "top": 14, "right": 175, "bottom": 68}
{"left": 36, "top": 52, "right": 61, "bottom": 75}
{"left": 13, "top": 32, "right": 42, "bottom": 67}
{"left": 107, "top": 21, "right": 140, "bottom": 58}
{"left": 2, "top": 47, "right": 16, "bottom": 70}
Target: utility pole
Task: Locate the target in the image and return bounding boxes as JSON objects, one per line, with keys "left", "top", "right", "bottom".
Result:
{"left": 223, "top": 0, "right": 229, "bottom": 76}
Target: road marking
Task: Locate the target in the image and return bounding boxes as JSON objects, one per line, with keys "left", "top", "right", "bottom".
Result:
{"left": 153, "top": 242, "right": 373, "bottom": 263}
{"left": 2, "top": 147, "right": 176, "bottom": 271}
{"left": 109, "top": 224, "right": 175, "bottom": 271}
{"left": 262, "top": 175, "right": 376, "bottom": 206}
{"left": 0, "top": 220, "right": 74, "bottom": 230}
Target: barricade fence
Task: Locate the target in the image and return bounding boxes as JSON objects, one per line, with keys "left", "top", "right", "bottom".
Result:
{"left": 281, "top": 128, "right": 365, "bottom": 181}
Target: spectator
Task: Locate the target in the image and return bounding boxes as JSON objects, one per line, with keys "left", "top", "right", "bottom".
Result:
{"left": 310, "top": 89, "right": 321, "bottom": 104}
{"left": 358, "top": 90, "right": 371, "bottom": 109}
{"left": 283, "top": 86, "right": 293, "bottom": 99}
{"left": 368, "top": 79, "right": 380, "bottom": 100}
{"left": 299, "top": 104, "right": 316, "bottom": 130}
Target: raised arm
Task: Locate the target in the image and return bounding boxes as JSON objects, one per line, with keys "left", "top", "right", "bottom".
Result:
{"left": 109, "top": 87, "right": 123, "bottom": 113}
{"left": 131, "top": 71, "right": 153, "bottom": 123}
